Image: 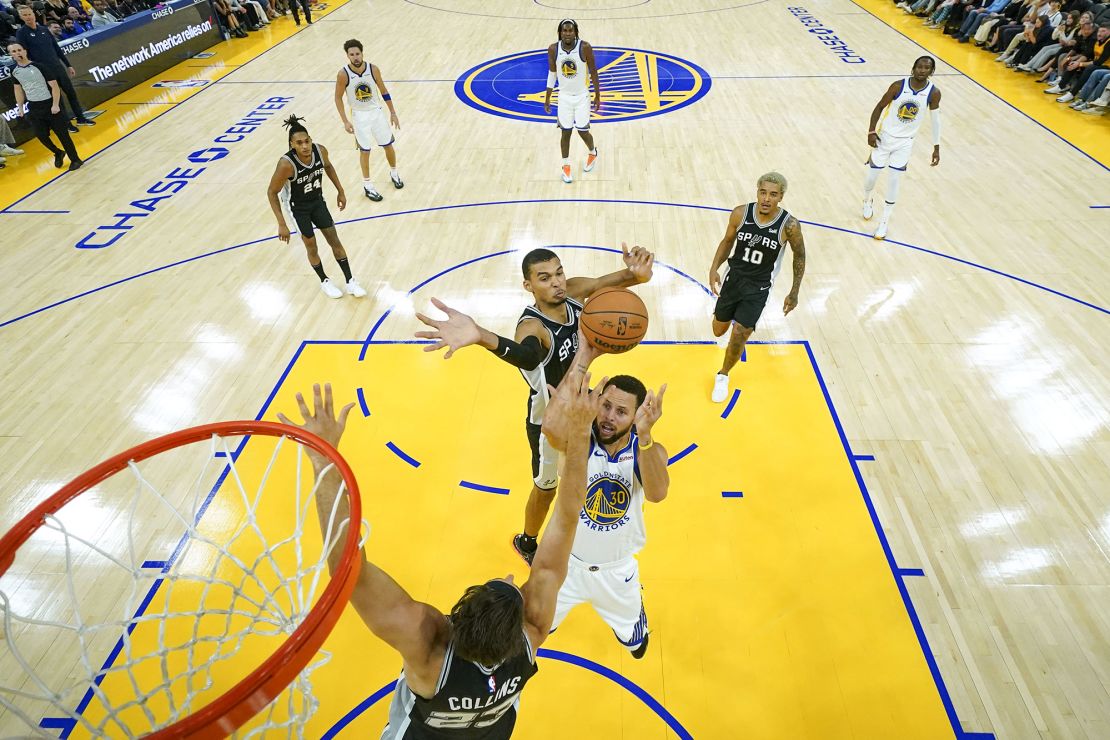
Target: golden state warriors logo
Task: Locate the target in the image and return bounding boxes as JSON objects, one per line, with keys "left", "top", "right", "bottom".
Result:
{"left": 584, "top": 476, "right": 632, "bottom": 528}
{"left": 355, "top": 83, "right": 375, "bottom": 102}
{"left": 897, "top": 101, "right": 920, "bottom": 122}
{"left": 561, "top": 59, "right": 579, "bottom": 78}
{"left": 455, "top": 47, "right": 711, "bottom": 124}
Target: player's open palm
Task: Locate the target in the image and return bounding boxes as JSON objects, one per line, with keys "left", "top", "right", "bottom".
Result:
{"left": 634, "top": 383, "right": 666, "bottom": 435}
{"left": 549, "top": 370, "right": 607, "bottom": 437}
{"left": 276, "top": 383, "right": 355, "bottom": 465}
{"left": 415, "top": 297, "right": 481, "bottom": 359}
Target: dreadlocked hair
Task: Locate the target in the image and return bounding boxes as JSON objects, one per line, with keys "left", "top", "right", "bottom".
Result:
{"left": 282, "top": 114, "right": 308, "bottom": 143}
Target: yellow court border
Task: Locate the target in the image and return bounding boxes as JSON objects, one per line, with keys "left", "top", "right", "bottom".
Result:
{"left": 854, "top": 0, "right": 1109, "bottom": 168}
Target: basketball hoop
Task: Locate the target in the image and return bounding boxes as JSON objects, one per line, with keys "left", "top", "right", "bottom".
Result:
{"left": 0, "top": 421, "right": 363, "bottom": 738}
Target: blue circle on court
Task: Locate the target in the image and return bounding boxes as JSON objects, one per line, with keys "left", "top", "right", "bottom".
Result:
{"left": 454, "top": 47, "right": 711, "bottom": 124}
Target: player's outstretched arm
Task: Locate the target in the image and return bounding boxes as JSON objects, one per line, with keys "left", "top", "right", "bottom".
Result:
{"left": 633, "top": 383, "right": 669, "bottom": 503}
{"left": 522, "top": 369, "right": 605, "bottom": 648}
{"left": 277, "top": 384, "right": 447, "bottom": 670}
{"left": 415, "top": 297, "right": 550, "bottom": 368}
{"left": 266, "top": 159, "right": 294, "bottom": 243}
{"left": 566, "top": 242, "right": 654, "bottom": 301}
{"left": 782, "top": 216, "right": 806, "bottom": 316}
{"left": 537, "top": 330, "right": 601, "bottom": 452}
{"left": 709, "top": 207, "right": 743, "bottom": 296}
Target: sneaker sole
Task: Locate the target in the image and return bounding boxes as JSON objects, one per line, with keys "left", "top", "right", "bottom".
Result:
{"left": 511, "top": 536, "right": 535, "bottom": 566}
{"left": 364, "top": 192, "right": 383, "bottom": 201}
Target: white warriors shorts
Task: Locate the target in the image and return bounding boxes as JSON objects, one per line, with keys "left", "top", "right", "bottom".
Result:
{"left": 557, "top": 90, "right": 591, "bottom": 131}
{"left": 868, "top": 134, "right": 914, "bottom": 171}
{"left": 550, "top": 555, "right": 648, "bottom": 648}
{"left": 353, "top": 107, "right": 394, "bottom": 151}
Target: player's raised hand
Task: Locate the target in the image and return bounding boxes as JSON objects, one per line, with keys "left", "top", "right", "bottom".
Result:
{"left": 414, "top": 297, "right": 482, "bottom": 359}
{"left": 276, "top": 383, "right": 355, "bottom": 464}
{"left": 547, "top": 369, "right": 606, "bottom": 436}
{"left": 622, "top": 242, "right": 654, "bottom": 284}
{"left": 634, "top": 383, "right": 667, "bottom": 433}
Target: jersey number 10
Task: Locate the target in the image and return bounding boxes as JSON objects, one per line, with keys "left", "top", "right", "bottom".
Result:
{"left": 741, "top": 247, "right": 764, "bottom": 265}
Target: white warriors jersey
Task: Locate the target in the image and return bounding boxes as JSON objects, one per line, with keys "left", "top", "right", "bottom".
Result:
{"left": 878, "top": 77, "right": 933, "bottom": 139}
{"left": 556, "top": 39, "right": 589, "bottom": 96}
{"left": 344, "top": 63, "right": 382, "bottom": 111}
{"left": 572, "top": 428, "right": 647, "bottom": 564}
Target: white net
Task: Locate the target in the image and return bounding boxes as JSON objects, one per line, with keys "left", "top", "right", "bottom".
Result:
{"left": 0, "top": 430, "right": 361, "bottom": 738}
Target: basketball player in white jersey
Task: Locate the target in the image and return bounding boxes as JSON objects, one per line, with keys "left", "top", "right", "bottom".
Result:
{"left": 708, "top": 172, "right": 807, "bottom": 403}
{"left": 266, "top": 115, "right": 366, "bottom": 299}
{"left": 543, "top": 19, "right": 600, "bottom": 184}
{"left": 413, "top": 245, "right": 654, "bottom": 566}
{"left": 278, "top": 361, "right": 603, "bottom": 737}
{"left": 863, "top": 56, "right": 942, "bottom": 240}
{"left": 539, "top": 364, "right": 669, "bottom": 659}
{"left": 333, "top": 39, "right": 402, "bottom": 203}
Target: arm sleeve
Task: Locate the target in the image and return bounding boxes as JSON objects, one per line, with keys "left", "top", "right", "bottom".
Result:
{"left": 930, "top": 108, "right": 941, "bottom": 146}
{"left": 547, "top": 70, "right": 556, "bottom": 89}
{"left": 488, "top": 334, "right": 546, "bottom": 371}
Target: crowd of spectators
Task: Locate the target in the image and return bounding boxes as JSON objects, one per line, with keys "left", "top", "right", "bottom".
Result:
{"left": 894, "top": 0, "right": 1110, "bottom": 115}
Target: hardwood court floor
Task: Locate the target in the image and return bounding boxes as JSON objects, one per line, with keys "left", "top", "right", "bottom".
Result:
{"left": 1, "top": 0, "right": 1107, "bottom": 738}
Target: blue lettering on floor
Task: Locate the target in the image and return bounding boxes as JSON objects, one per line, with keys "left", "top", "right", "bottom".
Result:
{"left": 786, "top": 7, "right": 866, "bottom": 64}
{"left": 74, "top": 96, "right": 296, "bottom": 250}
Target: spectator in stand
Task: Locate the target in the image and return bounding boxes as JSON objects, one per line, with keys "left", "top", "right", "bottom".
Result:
{"left": 43, "top": 0, "right": 67, "bottom": 22}
{"left": 212, "top": 0, "right": 247, "bottom": 37}
{"left": 88, "top": 0, "right": 119, "bottom": 26}
{"left": 1069, "top": 63, "right": 1110, "bottom": 109}
{"left": 0, "top": 116, "right": 26, "bottom": 169}
{"left": 1037, "top": 12, "right": 1092, "bottom": 78}
{"left": 1005, "top": 13, "right": 1056, "bottom": 66}
{"left": 114, "top": 0, "right": 141, "bottom": 16}
{"left": 59, "top": 15, "right": 81, "bottom": 35}
{"left": 1018, "top": 10, "right": 1079, "bottom": 71}
{"left": 955, "top": 0, "right": 1012, "bottom": 42}
{"left": 1052, "top": 24, "right": 1109, "bottom": 101}
{"left": 6, "top": 39, "right": 82, "bottom": 169}
{"left": 988, "top": 0, "right": 1051, "bottom": 52}
{"left": 65, "top": 1, "right": 88, "bottom": 22}
{"left": 14, "top": 4, "right": 94, "bottom": 129}
{"left": 46, "top": 18, "right": 61, "bottom": 36}
{"left": 64, "top": 5, "right": 88, "bottom": 29}
{"left": 226, "top": 0, "right": 260, "bottom": 30}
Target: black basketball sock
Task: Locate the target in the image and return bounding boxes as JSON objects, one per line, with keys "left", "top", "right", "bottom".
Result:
{"left": 518, "top": 534, "right": 538, "bottom": 552}
{"left": 311, "top": 261, "right": 328, "bottom": 281}
{"left": 336, "top": 257, "right": 353, "bottom": 282}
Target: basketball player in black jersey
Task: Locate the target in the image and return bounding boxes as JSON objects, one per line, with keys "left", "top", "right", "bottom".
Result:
{"left": 278, "top": 348, "right": 605, "bottom": 737}
{"left": 266, "top": 115, "right": 366, "bottom": 300}
{"left": 708, "top": 172, "right": 807, "bottom": 402}
{"left": 414, "top": 245, "right": 654, "bottom": 565}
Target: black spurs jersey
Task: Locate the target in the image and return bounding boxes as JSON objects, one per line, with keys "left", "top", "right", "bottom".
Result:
{"left": 517, "top": 297, "right": 583, "bottom": 425}
{"left": 282, "top": 144, "right": 325, "bottom": 209}
{"left": 382, "top": 632, "right": 539, "bottom": 739}
{"left": 725, "top": 203, "right": 792, "bottom": 288}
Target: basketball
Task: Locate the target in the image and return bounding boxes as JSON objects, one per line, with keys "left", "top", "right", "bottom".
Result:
{"left": 580, "top": 288, "right": 649, "bottom": 354}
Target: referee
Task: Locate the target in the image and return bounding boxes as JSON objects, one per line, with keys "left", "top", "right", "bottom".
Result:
{"left": 15, "top": 5, "right": 95, "bottom": 131}
{"left": 7, "top": 41, "right": 83, "bottom": 170}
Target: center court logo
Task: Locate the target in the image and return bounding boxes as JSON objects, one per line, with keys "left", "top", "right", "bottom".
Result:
{"left": 583, "top": 476, "right": 632, "bottom": 529}
{"left": 455, "top": 47, "right": 711, "bottom": 124}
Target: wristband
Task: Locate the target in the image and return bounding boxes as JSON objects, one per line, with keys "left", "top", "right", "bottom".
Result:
{"left": 547, "top": 71, "right": 556, "bottom": 89}
{"left": 638, "top": 438, "right": 653, "bottom": 450}
{"left": 382, "top": 93, "right": 392, "bottom": 101}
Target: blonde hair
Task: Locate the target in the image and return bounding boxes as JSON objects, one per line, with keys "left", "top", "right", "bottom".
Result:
{"left": 757, "top": 171, "right": 788, "bottom": 194}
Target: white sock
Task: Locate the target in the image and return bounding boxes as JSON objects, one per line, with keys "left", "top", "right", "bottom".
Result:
{"left": 590, "top": 148, "right": 598, "bottom": 155}
{"left": 562, "top": 158, "right": 570, "bottom": 167}
{"left": 363, "top": 178, "right": 374, "bottom": 190}
{"left": 864, "top": 167, "right": 882, "bottom": 196}
{"left": 390, "top": 167, "right": 399, "bottom": 178}
{"left": 881, "top": 200, "right": 896, "bottom": 221}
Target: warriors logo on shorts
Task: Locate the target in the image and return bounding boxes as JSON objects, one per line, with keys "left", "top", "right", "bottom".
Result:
{"left": 584, "top": 476, "right": 632, "bottom": 527}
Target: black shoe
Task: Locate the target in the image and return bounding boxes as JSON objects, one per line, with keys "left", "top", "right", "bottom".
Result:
{"left": 630, "top": 633, "right": 649, "bottom": 660}
{"left": 512, "top": 534, "right": 537, "bottom": 566}
{"left": 390, "top": 173, "right": 404, "bottom": 189}
{"left": 76, "top": 118, "right": 95, "bottom": 126}
{"left": 363, "top": 186, "right": 383, "bottom": 202}
{"left": 67, "top": 159, "right": 83, "bottom": 171}
{"left": 53, "top": 152, "right": 65, "bottom": 168}
{"left": 67, "top": 123, "right": 79, "bottom": 134}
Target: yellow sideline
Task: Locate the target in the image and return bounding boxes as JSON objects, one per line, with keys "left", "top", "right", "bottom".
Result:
{"left": 855, "top": 0, "right": 1109, "bottom": 168}
{"left": 0, "top": 1, "right": 351, "bottom": 212}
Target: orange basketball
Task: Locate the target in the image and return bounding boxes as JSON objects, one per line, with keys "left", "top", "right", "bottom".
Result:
{"left": 580, "top": 288, "right": 649, "bottom": 354}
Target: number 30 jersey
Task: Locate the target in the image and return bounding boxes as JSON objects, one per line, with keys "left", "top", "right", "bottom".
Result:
{"left": 725, "top": 203, "right": 791, "bottom": 289}
{"left": 281, "top": 143, "right": 325, "bottom": 209}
